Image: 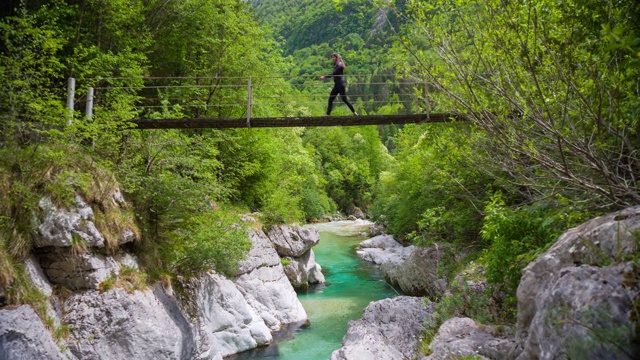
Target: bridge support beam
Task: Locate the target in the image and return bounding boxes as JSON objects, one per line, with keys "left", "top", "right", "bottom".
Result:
{"left": 130, "top": 113, "right": 463, "bottom": 129}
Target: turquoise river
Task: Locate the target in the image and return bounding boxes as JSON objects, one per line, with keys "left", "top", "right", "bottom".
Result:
{"left": 228, "top": 220, "right": 400, "bottom": 360}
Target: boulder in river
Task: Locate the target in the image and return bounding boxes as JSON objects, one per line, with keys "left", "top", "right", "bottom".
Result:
{"left": 281, "top": 249, "right": 325, "bottom": 288}
{"left": 234, "top": 229, "right": 308, "bottom": 330}
{"left": 187, "top": 272, "right": 272, "bottom": 358}
{"left": 267, "top": 224, "right": 320, "bottom": 257}
{"left": 330, "top": 296, "right": 434, "bottom": 360}
{"left": 357, "top": 235, "right": 447, "bottom": 298}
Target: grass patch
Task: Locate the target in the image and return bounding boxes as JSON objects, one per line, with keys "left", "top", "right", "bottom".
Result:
{"left": 70, "top": 234, "right": 88, "bottom": 256}
{"left": 53, "top": 323, "right": 71, "bottom": 341}
{"left": 94, "top": 207, "right": 139, "bottom": 251}
{"left": 2, "top": 263, "right": 62, "bottom": 333}
{"left": 98, "top": 266, "right": 148, "bottom": 294}
{"left": 0, "top": 237, "right": 17, "bottom": 289}
{"left": 419, "top": 261, "right": 515, "bottom": 356}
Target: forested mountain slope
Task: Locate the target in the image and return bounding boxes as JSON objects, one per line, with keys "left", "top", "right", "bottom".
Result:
{"left": 250, "top": 0, "right": 405, "bottom": 77}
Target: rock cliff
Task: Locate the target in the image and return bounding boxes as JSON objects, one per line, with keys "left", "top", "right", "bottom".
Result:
{"left": 347, "top": 207, "right": 640, "bottom": 360}
{"left": 0, "top": 192, "right": 322, "bottom": 359}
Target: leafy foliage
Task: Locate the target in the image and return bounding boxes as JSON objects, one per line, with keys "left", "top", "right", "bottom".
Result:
{"left": 0, "top": 0, "right": 334, "bottom": 284}
{"left": 480, "top": 193, "right": 592, "bottom": 306}
{"left": 1, "top": 0, "right": 638, "bottom": 341}
{"left": 420, "top": 272, "right": 512, "bottom": 355}
{"left": 0, "top": 5, "right": 67, "bottom": 144}
{"left": 393, "top": 0, "right": 640, "bottom": 208}
{"left": 370, "top": 123, "right": 493, "bottom": 244}
{"left": 303, "top": 125, "right": 391, "bottom": 214}
{"left": 164, "top": 210, "right": 251, "bottom": 277}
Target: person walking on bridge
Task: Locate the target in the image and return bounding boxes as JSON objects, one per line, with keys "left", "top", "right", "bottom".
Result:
{"left": 320, "top": 53, "right": 358, "bottom": 116}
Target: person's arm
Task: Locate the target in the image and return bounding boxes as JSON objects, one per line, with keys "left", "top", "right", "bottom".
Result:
{"left": 320, "top": 70, "right": 333, "bottom": 80}
{"left": 320, "top": 62, "right": 343, "bottom": 80}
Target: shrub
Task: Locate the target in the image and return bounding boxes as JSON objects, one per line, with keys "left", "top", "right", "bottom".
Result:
{"left": 480, "top": 193, "right": 591, "bottom": 307}
{"left": 164, "top": 209, "right": 251, "bottom": 277}
{"left": 420, "top": 282, "right": 507, "bottom": 355}
{"left": 99, "top": 266, "right": 147, "bottom": 294}
{"left": 300, "top": 187, "right": 335, "bottom": 221}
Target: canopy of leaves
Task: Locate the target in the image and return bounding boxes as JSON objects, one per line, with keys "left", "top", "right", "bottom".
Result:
{"left": 0, "top": 0, "right": 338, "bottom": 281}
{"left": 370, "top": 122, "right": 494, "bottom": 245}
{"left": 391, "top": 0, "right": 640, "bottom": 209}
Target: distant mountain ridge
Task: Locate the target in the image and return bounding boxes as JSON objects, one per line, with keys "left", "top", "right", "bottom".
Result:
{"left": 249, "top": 0, "right": 403, "bottom": 54}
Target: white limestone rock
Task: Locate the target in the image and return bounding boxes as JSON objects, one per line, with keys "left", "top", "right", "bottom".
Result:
{"left": 517, "top": 263, "right": 638, "bottom": 359}
{"left": 0, "top": 305, "right": 69, "bottom": 360}
{"left": 38, "top": 250, "right": 140, "bottom": 290}
{"left": 282, "top": 249, "right": 325, "bottom": 288}
{"left": 234, "top": 264, "right": 307, "bottom": 330}
{"left": 35, "top": 196, "right": 104, "bottom": 248}
{"left": 381, "top": 245, "right": 447, "bottom": 297}
{"left": 516, "top": 206, "right": 640, "bottom": 359}
{"left": 189, "top": 272, "right": 272, "bottom": 359}
{"left": 425, "top": 317, "right": 518, "bottom": 360}
{"left": 357, "top": 235, "right": 446, "bottom": 297}
{"left": 356, "top": 235, "right": 412, "bottom": 264}
{"left": 358, "top": 234, "right": 403, "bottom": 251}
{"left": 233, "top": 228, "right": 308, "bottom": 330}
{"left": 267, "top": 224, "right": 320, "bottom": 257}
{"left": 236, "top": 230, "right": 282, "bottom": 275}
{"left": 331, "top": 296, "right": 434, "bottom": 360}
{"left": 63, "top": 286, "right": 196, "bottom": 359}
{"left": 25, "top": 255, "right": 53, "bottom": 297}
{"left": 24, "top": 255, "right": 63, "bottom": 327}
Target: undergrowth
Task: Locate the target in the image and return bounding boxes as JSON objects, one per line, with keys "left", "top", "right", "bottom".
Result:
{"left": 2, "top": 261, "right": 69, "bottom": 340}
{"left": 419, "top": 277, "right": 513, "bottom": 355}
{"left": 98, "top": 266, "right": 148, "bottom": 294}
{"left": 0, "top": 142, "right": 141, "bottom": 297}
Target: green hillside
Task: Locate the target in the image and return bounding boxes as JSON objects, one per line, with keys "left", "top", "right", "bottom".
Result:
{"left": 250, "top": 0, "right": 404, "bottom": 75}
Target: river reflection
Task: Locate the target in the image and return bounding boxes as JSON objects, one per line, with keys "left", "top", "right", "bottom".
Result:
{"left": 227, "top": 220, "right": 399, "bottom": 360}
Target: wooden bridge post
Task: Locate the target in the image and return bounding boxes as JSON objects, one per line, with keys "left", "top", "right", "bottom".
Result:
{"left": 247, "top": 76, "right": 252, "bottom": 128}
{"left": 424, "top": 81, "right": 431, "bottom": 118}
{"left": 67, "top": 77, "right": 75, "bottom": 125}
{"left": 86, "top": 87, "right": 94, "bottom": 120}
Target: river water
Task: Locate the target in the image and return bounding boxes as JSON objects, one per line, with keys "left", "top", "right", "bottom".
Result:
{"left": 228, "top": 220, "right": 400, "bottom": 360}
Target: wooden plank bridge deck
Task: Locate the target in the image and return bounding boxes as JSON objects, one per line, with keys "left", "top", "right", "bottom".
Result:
{"left": 130, "top": 113, "right": 463, "bottom": 129}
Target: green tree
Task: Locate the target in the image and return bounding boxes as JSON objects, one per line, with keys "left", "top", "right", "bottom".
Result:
{"left": 0, "top": 0, "right": 335, "bottom": 284}
{"left": 0, "top": 6, "right": 67, "bottom": 144}
{"left": 370, "top": 123, "right": 493, "bottom": 244}
{"left": 392, "top": 0, "right": 640, "bottom": 209}
{"left": 304, "top": 125, "right": 391, "bottom": 214}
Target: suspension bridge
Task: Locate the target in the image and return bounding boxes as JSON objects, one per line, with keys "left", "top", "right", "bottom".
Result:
{"left": 71, "top": 74, "right": 462, "bottom": 129}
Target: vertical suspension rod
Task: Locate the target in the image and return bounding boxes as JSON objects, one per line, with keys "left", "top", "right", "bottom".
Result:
{"left": 247, "top": 76, "right": 253, "bottom": 128}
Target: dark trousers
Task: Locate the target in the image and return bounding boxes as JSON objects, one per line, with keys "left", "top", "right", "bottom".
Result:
{"left": 327, "top": 83, "right": 355, "bottom": 115}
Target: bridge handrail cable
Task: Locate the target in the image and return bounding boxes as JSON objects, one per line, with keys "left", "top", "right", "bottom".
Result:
{"left": 70, "top": 74, "right": 431, "bottom": 123}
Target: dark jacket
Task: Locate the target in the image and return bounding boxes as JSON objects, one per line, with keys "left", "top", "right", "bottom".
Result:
{"left": 327, "top": 61, "right": 346, "bottom": 86}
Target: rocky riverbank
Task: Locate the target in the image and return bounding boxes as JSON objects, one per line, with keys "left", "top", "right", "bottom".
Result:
{"left": 0, "top": 190, "right": 325, "bottom": 360}
{"left": 335, "top": 206, "right": 640, "bottom": 359}
{"left": 2, "top": 188, "right": 638, "bottom": 359}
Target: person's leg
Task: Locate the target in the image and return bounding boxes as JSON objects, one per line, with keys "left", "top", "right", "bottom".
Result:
{"left": 339, "top": 93, "right": 356, "bottom": 114}
{"left": 338, "top": 86, "right": 357, "bottom": 115}
{"left": 327, "top": 86, "right": 339, "bottom": 115}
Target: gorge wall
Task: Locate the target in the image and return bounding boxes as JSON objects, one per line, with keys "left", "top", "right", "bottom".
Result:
{"left": 0, "top": 190, "right": 324, "bottom": 360}
{"left": 339, "top": 206, "right": 640, "bottom": 360}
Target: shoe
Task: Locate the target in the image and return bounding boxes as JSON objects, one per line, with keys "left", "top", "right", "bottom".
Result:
{"left": 353, "top": 112, "right": 359, "bottom": 116}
